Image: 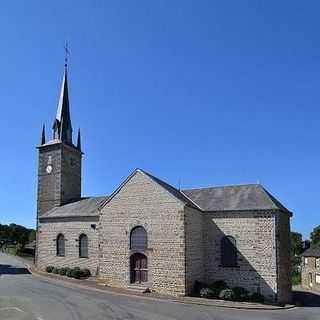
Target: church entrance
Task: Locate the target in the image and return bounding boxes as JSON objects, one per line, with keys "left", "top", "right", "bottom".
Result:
{"left": 130, "top": 253, "right": 148, "bottom": 284}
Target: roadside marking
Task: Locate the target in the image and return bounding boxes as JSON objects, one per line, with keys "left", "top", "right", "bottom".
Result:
{"left": 0, "top": 307, "right": 25, "bottom": 313}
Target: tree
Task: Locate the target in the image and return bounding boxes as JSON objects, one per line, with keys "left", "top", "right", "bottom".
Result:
{"left": 291, "top": 232, "right": 303, "bottom": 256}
{"left": 311, "top": 225, "right": 320, "bottom": 247}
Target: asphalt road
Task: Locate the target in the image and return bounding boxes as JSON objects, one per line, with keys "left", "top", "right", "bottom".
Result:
{"left": 0, "top": 253, "right": 319, "bottom": 320}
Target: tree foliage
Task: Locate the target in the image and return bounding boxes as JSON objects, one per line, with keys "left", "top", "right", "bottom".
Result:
{"left": 291, "top": 231, "right": 303, "bottom": 256}
{"left": 311, "top": 225, "right": 320, "bottom": 247}
{"left": 0, "top": 223, "right": 35, "bottom": 246}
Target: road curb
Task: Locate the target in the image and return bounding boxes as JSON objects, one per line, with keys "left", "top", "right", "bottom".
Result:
{"left": 27, "top": 267, "right": 295, "bottom": 311}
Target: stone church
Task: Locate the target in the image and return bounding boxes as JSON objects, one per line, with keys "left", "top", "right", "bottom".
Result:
{"left": 36, "top": 63, "right": 292, "bottom": 303}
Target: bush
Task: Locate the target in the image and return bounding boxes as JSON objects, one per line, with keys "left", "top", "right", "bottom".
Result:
{"left": 59, "top": 267, "right": 67, "bottom": 276}
{"left": 219, "top": 288, "right": 234, "bottom": 301}
{"left": 209, "top": 280, "right": 228, "bottom": 298}
{"left": 71, "top": 268, "right": 82, "bottom": 279}
{"left": 66, "top": 268, "right": 73, "bottom": 277}
{"left": 232, "top": 287, "right": 249, "bottom": 301}
{"left": 192, "top": 280, "right": 207, "bottom": 297}
{"left": 81, "top": 268, "right": 91, "bottom": 278}
{"left": 52, "top": 267, "right": 60, "bottom": 274}
{"left": 291, "top": 270, "right": 301, "bottom": 285}
{"left": 46, "top": 266, "right": 54, "bottom": 273}
{"left": 200, "top": 288, "right": 215, "bottom": 299}
{"left": 250, "top": 292, "right": 265, "bottom": 303}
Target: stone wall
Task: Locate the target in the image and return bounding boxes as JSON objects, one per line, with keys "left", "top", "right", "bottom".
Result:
{"left": 203, "top": 211, "right": 278, "bottom": 301}
{"left": 184, "top": 206, "right": 204, "bottom": 294}
{"left": 275, "top": 212, "right": 292, "bottom": 303}
{"left": 37, "top": 217, "right": 99, "bottom": 275}
{"left": 301, "top": 257, "right": 320, "bottom": 291}
{"left": 98, "top": 170, "right": 187, "bottom": 296}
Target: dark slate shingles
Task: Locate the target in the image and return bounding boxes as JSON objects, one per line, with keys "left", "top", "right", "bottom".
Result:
{"left": 301, "top": 246, "right": 320, "bottom": 258}
{"left": 182, "top": 184, "right": 290, "bottom": 212}
{"left": 41, "top": 196, "right": 108, "bottom": 218}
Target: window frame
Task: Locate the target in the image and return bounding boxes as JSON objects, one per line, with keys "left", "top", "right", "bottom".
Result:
{"left": 56, "top": 233, "right": 65, "bottom": 257}
{"left": 221, "top": 235, "right": 238, "bottom": 268}
{"left": 130, "top": 226, "right": 148, "bottom": 251}
{"left": 79, "top": 234, "right": 89, "bottom": 258}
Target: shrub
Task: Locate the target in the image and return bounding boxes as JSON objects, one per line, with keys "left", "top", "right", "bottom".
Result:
{"left": 250, "top": 292, "right": 265, "bottom": 303}
{"left": 52, "top": 267, "right": 60, "bottom": 274}
{"left": 192, "top": 280, "right": 207, "bottom": 297}
{"left": 199, "top": 288, "right": 215, "bottom": 299}
{"left": 81, "top": 268, "right": 91, "bottom": 278}
{"left": 46, "top": 266, "right": 54, "bottom": 273}
{"left": 71, "top": 268, "right": 82, "bottom": 279}
{"left": 232, "top": 287, "right": 249, "bottom": 301}
{"left": 59, "top": 267, "right": 67, "bottom": 276}
{"left": 209, "top": 280, "right": 228, "bottom": 298}
{"left": 66, "top": 268, "right": 73, "bottom": 277}
{"left": 219, "top": 288, "right": 234, "bottom": 301}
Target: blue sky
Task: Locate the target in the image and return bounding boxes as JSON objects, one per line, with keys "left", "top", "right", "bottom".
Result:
{"left": 0, "top": 1, "right": 319, "bottom": 238}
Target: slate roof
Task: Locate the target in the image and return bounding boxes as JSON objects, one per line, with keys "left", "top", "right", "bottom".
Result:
{"left": 40, "top": 171, "right": 290, "bottom": 219}
{"left": 182, "top": 184, "right": 290, "bottom": 213}
{"left": 40, "top": 196, "right": 107, "bottom": 218}
{"left": 301, "top": 246, "right": 320, "bottom": 258}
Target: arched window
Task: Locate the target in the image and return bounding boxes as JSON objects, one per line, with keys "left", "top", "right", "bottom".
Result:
{"left": 130, "top": 226, "right": 147, "bottom": 251}
{"left": 221, "top": 236, "right": 237, "bottom": 267}
{"left": 56, "top": 234, "right": 65, "bottom": 257}
{"left": 79, "top": 234, "right": 88, "bottom": 258}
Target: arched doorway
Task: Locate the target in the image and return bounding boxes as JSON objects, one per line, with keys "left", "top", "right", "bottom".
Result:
{"left": 130, "top": 253, "right": 148, "bottom": 284}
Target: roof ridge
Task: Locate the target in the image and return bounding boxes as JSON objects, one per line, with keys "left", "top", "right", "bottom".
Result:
{"left": 183, "top": 183, "right": 261, "bottom": 191}
{"left": 138, "top": 169, "right": 203, "bottom": 211}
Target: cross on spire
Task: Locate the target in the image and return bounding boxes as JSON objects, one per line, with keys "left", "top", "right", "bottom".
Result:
{"left": 64, "top": 42, "right": 70, "bottom": 67}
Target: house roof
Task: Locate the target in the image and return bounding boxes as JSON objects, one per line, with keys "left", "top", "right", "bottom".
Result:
{"left": 40, "top": 196, "right": 107, "bottom": 218}
{"left": 301, "top": 246, "right": 320, "bottom": 258}
{"left": 182, "top": 184, "right": 290, "bottom": 213}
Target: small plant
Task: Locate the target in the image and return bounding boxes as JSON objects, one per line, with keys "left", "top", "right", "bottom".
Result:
{"left": 232, "top": 287, "right": 249, "bottom": 301}
{"left": 200, "top": 288, "right": 215, "bottom": 299}
{"left": 192, "top": 280, "right": 207, "bottom": 297}
{"left": 52, "top": 267, "right": 60, "bottom": 274}
{"left": 219, "top": 288, "right": 234, "bottom": 301}
{"left": 81, "top": 268, "right": 91, "bottom": 278}
{"left": 46, "top": 266, "right": 54, "bottom": 273}
{"left": 66, "top": 268, "right": 73, "bottom": 277}
{"left": 250, "top": 292, "right": 265, "bottom": 303}
{"left": 71, "top": 268, "right": 82, "bottom": 279}
{"left": 209, "top": 280, "right": 228, "bottom": 298}
{"left": 59, "top": 267, "right": 67, "bottom": 276}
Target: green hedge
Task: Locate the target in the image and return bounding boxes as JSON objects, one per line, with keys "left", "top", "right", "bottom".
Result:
{"left": 45, "top": 266, "right": 91, "bottom": 279}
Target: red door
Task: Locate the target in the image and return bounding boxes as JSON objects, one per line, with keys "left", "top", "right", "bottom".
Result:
{"left": 130, "top": 253, "right": 148, "bottom": 283}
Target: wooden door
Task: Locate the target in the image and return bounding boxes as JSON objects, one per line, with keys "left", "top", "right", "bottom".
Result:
{"left": 130, "top": 253, "right": 148, "bottom": 283}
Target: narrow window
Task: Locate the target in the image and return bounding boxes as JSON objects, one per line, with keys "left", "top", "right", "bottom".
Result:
{"left": 221, "top": 236, "right": 237, "bottom": 267}
{"left": 56, "top": 234, "right": 65, "bottom": 257}
{"left": 130, "top": 226, "right": 147, "bottom": 251}
{"left": 305, "top": 257, "right": 309, "bottom": 265}
{"left": 79, "top": 234, "right": 88, "bottom": 258}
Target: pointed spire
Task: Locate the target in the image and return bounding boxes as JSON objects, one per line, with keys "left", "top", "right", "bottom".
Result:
{"left": 77, "top": 128, "right": 81, "bottom": 151}
{"left": 41, "top": 124, "right": 46, "bottom": 145}
{"left": 52, "top": 63, "right": 73, "bottom": 144}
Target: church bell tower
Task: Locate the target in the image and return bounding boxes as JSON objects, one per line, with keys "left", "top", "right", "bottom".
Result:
{"left": 37, "top": 63, "right": 82, "bottom": 217}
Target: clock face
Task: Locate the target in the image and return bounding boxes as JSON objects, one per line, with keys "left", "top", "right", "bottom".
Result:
{"left": 46, "top": 165, "right": 53, "bottom": 174}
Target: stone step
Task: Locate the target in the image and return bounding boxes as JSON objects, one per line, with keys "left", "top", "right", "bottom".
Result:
{"left": 127, "top": 284, "right": 150, "bottom": 293}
